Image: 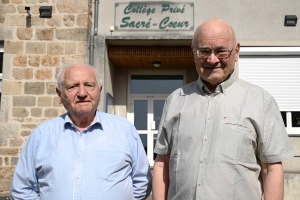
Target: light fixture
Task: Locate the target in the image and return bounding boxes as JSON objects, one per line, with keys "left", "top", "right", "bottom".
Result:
{"left": 153, "top": 61, "right": 161, "bottom": 68}
{"left": 39, "top": 6, "right": 52, "bottom": 18}
{"left": 110, "top": 26, "right": 114, "bottom": 36}
{"left": 284, "top": 15, "right": 298, "bottom": 26}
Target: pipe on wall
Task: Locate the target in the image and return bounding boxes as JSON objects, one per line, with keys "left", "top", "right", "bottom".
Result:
{"left": 89, "top": 0, "right": 100, "bottom": 66}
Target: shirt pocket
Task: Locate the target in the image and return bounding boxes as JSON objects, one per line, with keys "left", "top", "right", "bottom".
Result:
{"left": 95, "top": 150, "right": 129, "bottom": 179}
{"left": 219, "top": 123, "right": 250, "bottom": 161}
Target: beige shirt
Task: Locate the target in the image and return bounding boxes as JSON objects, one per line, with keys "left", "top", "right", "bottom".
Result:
{"left": 154, "top": 71, "right": 294, "bottom": 200}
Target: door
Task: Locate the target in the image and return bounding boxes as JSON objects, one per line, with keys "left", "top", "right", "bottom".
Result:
{"left": 128, "top": 96, "right": 167, "bottom": 165}
{"left": 128, "top": 74, "right": 184, "bottom": 165}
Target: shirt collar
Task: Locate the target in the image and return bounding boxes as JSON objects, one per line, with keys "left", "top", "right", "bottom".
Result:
{"left": 63, "top": 111, "right": 102, "bottom": 132}
{"left": 196, "top": 70, "right": 238, "bottom": 95}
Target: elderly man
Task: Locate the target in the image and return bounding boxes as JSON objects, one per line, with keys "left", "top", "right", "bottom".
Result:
{"left": 10, "top": 63, "right": 152, "bottom": 200}
{"left": 153, "top": 19, "right": 294, "bottom": 200}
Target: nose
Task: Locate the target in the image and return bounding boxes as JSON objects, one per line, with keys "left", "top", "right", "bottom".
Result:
{"left": 206, "top": 52, "right": 220, "bottom": 64}
{"left": 77, "top": 85, "right": 87, "bottom": 97}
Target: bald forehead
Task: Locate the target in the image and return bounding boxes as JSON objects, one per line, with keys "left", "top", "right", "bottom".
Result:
{"left": 193, "top": 19, "right": 236, "bottom": 45}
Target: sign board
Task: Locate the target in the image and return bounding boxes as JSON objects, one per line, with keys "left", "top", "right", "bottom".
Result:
{"left": 114, "top": 2, "right": 194, "bottom": 31}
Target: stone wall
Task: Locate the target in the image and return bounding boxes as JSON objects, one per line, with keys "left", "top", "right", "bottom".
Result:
{"left": 0, "top": 0, "right": 90, "bottom": 196}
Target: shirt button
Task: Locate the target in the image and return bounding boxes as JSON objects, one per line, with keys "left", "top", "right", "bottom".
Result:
{"left": 77, "top": 176, "right": 80, "bottom": 179}
{"left": 208, "top": 117, "right": 211, "bottom": 121}
{"left": 204, "top": 137, "right": 208, "bottom": 141}
{"left": 79, "top": 154, "right": 82, "bottom": 157}
{"left": 198, "top": 182, "right": 201, "bottom": 186}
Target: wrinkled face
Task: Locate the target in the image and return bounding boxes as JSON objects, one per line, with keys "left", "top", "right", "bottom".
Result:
{"left": 192, "top": 22, "right": 240, "bottom": 86}
{"left": 56, "top": 66, "right": 102, "bottom": 120}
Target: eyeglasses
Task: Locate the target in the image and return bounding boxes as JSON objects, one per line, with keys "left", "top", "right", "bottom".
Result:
{"left": 194, "top": 44, "right": 236, "bottom": 59}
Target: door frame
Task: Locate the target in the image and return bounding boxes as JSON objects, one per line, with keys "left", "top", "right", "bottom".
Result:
{"left": 127, "top": 70, "right": 186, "bottom": 165}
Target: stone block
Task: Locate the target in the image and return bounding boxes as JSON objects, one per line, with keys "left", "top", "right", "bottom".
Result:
{"left": 0, "top": 26, "right": 14, "bottom": 40}
{"left": 77, "top": 41, "right": 87, "bottom": 55}
{"left": 0, "top": 139, "right": 8, "bottom": 147}
{"left": 62, "top": 55, "right": 86, "bottom": 65}
{"left": 38, "top": 0, "right": 49, "bottom": 2}
{"left": 0, "top": 167, "right": 15, "bottom": 179}
{"left": 24, "top": 82, "right": 45, "bottom": 95}
{"left": 13, "top": 55, "right": 27, "bottom": 66}
{"left": 21, "top": 124, "right": 37, "bottom": 130}
{"left": 31, "top": 16, "right": 45, "bottom": 26}
{"left": 17, "top": 5, "right": 40, "bottom": 14}
{"left": 63, "top": 15, "right": 75, "bottom": 27}
{"left": 44, "top": 108, "right": 59, "bottom": 118}
{"left": 11, "top": 157, "right": 19, "bottom": 165}
{"left": 4, "top": 41, "right": 23, "bottom": 54}
{"left": 46, "top": 15, "right": 62, "bottom": 27}
{"left": 284, "top": 173, "right": 300, "bottom": 200}
{"left": 57, "top": 0, "right": 88, "bottom": 13}
{"left": 0, "top": 158, "right": 2, "bottom": 166}
{"left": 12, "top": 68, "right": 33, "bottom": 80}
{"left": 25, "top": 0, "right": 37, "bottom": 3}
{"left": 1, "top": 81, "right": 22, "bottom": 95}
{"left": 77, "top": 14, "right": 88, "bottom": 26}
{"left": 35, "top": 28, "right": 54, "bottom": 40}
{"left": 56, "top": 28, "right": 88, "bottom": 41}
{"left": 4, "top": 157, "right": 9, "bottom": 166}
{"left": 53, "top": 96, "right": 62, "bottom": 107}
{"left": 2, "top": 54, "right": 13, "bottom": 79}
{"left": 13, "top": 96, "right": 36, "bottom": 107}
{"left": 0, "top": 179, "right": 11, "bottom": 192}
{"left": 2, "top": 5, "right": 16, "bottom": 14}
{"left": 12, "top": 0, "right": 23, "bottom": 3}
{"left": 26, "top": 42, "right": 46, "bottom": 54}
{"left": 0, "top": 149, "right": 19, "bottom": 156}
{"left": 47, "top": 42, "right": 64, "bottom": 55}
{"left": 41, "top": 55, "right": 60, "bottom": 66}
{"left": 12, "top": 108, "right": 29, "bottom": 118}
{"left": 16, "top": 28, "right": 33, "bottom": 40}
{"left": 2, "top": 0, "right": 10, "bottom": 3}
{"left": 35, "top": 68, "right": 53, "bottom": 80}
{"left": 0, "top": 124, "right": 19, "bottom": 138}
{"left": 6, "top": 15, "right": 26, "bottom": 26}
{"left": 0, "top": 96, "right": 9, "bottom": 123}
{"left": 10, "top": 139, "right": 23, "bottom": 147}
{"left": 21, "top": 131, "right": 31, "bottom": 137}
{"left": 0, "top": 17, "right": 5, "bottom": 24}
{"left": 28, "top": 55, "right": 40, "bottom": 67}
{"left": 46, "top": 82, "right": 57, "bottom": 95}
{"left": 38, "top": 96, "right": 52, "bottom": 107}
{"left": 65, "top": 42, "right": 76, "bottom": 55}
{"left": 31, "top": 108, "right": 42, "bottom": 117}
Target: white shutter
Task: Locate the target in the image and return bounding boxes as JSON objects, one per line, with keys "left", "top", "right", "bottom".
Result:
{"left": 239, "top": 50, "right": 300, "bottom": 111}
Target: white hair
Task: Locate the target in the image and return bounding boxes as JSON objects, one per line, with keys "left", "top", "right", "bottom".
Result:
{"left": 57, "top": 63, "right": 102, "bottom": 91}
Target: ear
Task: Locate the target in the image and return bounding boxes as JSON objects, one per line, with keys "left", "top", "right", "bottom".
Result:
{"left": 56, "top": 87, "right": 62, "bottom": 103}
{"left": 234, "top": 42, "right": 240, "bottom": 62}
{"left": 191, "top": 45, "right": 197, "bottom": 63}
{"left": 99, "top": 85, "right": 103, "bottom": 93}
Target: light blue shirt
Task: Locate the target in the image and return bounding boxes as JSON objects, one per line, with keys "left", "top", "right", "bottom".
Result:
{"left": 10, "top": 111, "right": 152, "bottom": 200}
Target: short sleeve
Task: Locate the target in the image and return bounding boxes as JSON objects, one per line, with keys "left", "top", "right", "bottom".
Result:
{"left": 258, "top": 96, "right": 294, "bottom": 163}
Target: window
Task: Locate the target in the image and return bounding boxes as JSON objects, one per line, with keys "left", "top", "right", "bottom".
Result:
{"left": 239, "top": 47, "right": 300, "bottom": 135}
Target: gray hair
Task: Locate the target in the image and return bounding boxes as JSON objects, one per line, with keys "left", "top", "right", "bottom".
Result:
{"left": 57, "top": 63, "right": 102, "bottom": 91}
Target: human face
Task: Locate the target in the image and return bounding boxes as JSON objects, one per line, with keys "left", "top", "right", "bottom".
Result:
{"left": 56, "top": 65, "right": 102, "bottom": 121}
{"left": 192, "top": 21, "right": 240, "bottom": 88}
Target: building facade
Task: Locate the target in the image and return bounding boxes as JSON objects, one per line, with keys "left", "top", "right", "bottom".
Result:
{"left": 0, "top": 0, "right": 300, "bottom": 198}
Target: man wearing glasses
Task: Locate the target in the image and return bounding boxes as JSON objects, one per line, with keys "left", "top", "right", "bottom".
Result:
{"left": 153, "top": 19, "right": 294, "bottom": 200}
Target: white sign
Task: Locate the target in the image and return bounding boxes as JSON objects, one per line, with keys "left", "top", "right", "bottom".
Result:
{"left": 114, "top": 2, "right": 194, "bottom": 31}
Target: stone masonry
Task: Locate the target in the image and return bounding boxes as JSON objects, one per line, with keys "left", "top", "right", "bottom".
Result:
{"left": 0, "top": 0, "right": 90, "bottom": 196}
